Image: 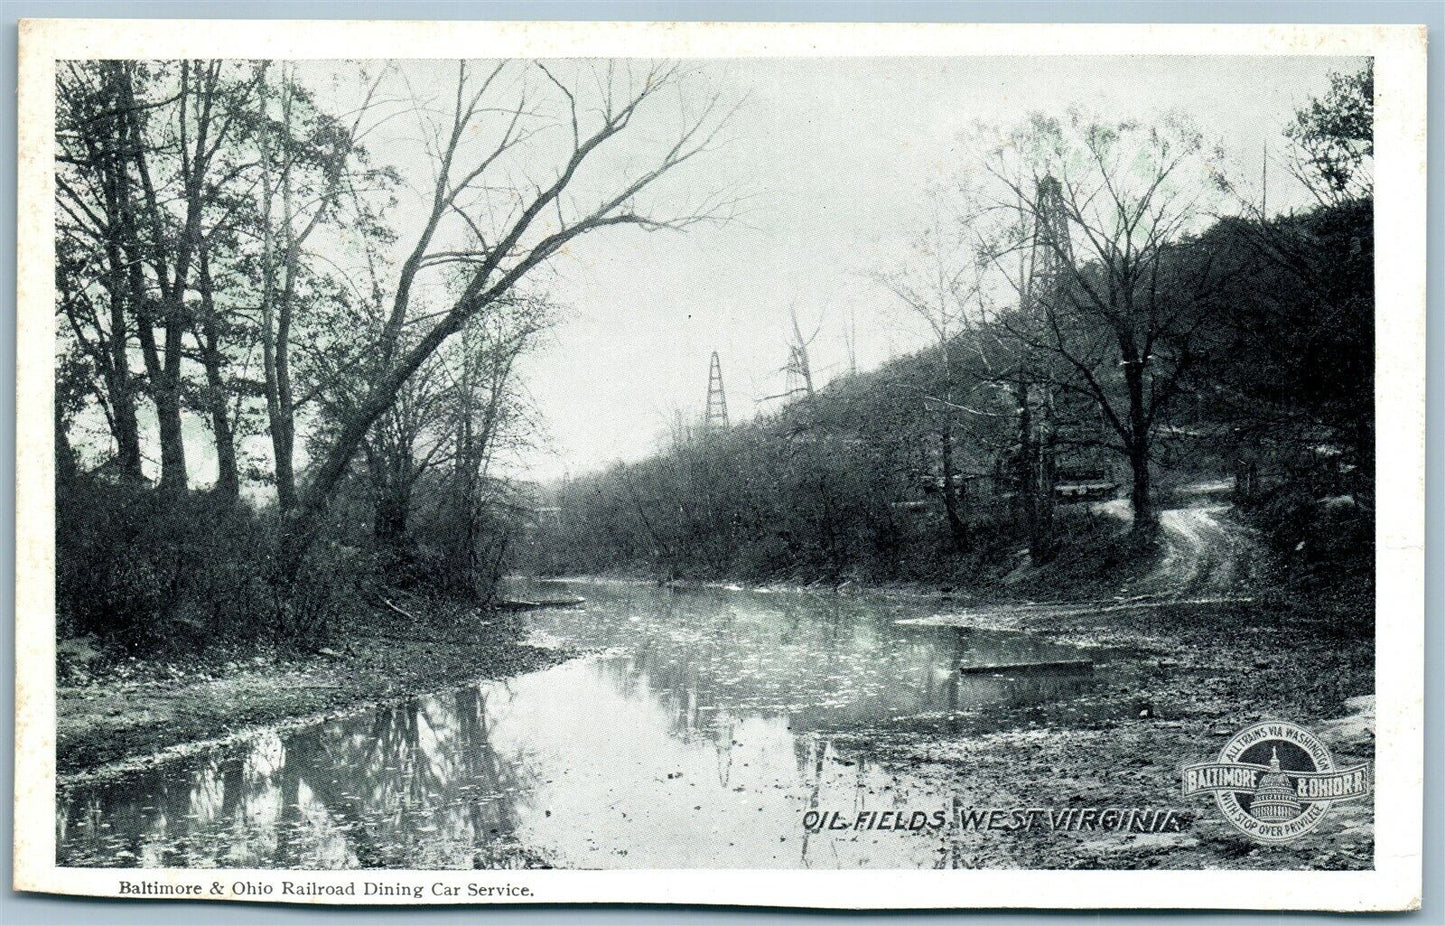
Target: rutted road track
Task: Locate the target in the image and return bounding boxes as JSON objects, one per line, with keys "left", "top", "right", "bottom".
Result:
{"left": 1143, "top": 504, "right": 1257, "bottom": 597}
{"left": 903, "top": 499, "right": 1259, "bottom": 629}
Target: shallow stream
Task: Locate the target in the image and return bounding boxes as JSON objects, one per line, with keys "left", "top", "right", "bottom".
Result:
{"left": 58, "top": 581, "right": 1104, "bottom": 869}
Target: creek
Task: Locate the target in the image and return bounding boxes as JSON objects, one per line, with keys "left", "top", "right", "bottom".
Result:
{"left": 58, "top": 580, "right": 1105, "bottom": 869}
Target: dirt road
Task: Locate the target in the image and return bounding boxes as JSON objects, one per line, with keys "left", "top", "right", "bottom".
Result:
{"left": 1140, "top": 503, "right": 1259, "bottom": 598}
{"left": 908, "top": 496, "right": 1260, "bottom": 631}
{"left": 880, "top": 493, "right": 1374, "bottom": 871}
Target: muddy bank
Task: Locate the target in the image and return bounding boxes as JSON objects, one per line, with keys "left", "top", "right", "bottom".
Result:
{"left": 57, "top": 602, "right": 570, "bottom": 780}
{"left": 840, "top": 596, "right": 1374, "bottom": 870}
{"left": 56, "top": 575, "right": 1373, "bottom": 871}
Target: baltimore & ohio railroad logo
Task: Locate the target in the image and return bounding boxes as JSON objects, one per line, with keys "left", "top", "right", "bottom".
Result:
{"left": 1182, "top": 720, "right": 1371, "bottom": 843}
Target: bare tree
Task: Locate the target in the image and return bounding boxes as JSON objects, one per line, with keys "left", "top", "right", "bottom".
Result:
{"left": 123, "top": 61, "right": 258, "bottom": 493}
{"left": 785, "top": 303, "right": 819, "bottom": 397}
{"left": 760, "top": 303, "right": 820, "bottom": 403}
{"left": 841, "top": 304, "right": 859, "bottom": 377}
{"left": 983, "top": 111, "right": 1224, "bottom": 531}
{"left": 874, "top": 192, "right": 1000, "bottom": 553}
{"left": 436, "top": 297, "right": 552, "bottom": 598}
{"left": 254, "top": 62, "right": 391, "bottom": 511}
{"left": 277, "top": 60, "right": 738, "bottom": 579}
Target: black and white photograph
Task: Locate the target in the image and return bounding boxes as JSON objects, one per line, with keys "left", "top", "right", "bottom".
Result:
{"left": 13, "top": 19, "right": 1425, "bottom": 911}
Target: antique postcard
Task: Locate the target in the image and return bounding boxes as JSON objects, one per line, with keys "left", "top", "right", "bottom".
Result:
{"left": 13, "top": 19, "right": 1425, "bottom": 910}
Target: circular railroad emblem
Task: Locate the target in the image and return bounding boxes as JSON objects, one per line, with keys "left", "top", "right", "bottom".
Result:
{"left": 1182, "top": 720, "right": 1370, "bottom": 844}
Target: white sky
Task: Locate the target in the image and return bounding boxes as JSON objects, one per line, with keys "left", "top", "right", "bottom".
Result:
{"left": 496, "top": 55, "right": 1359, "bottom": 481}
{"left": 101, "top": 55, "right": 1361, "bottom": 490}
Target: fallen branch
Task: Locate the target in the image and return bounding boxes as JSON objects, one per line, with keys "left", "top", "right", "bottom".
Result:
{"left": 381, "top": 597, "right": 420, "bottom": 622}
{"left": 494, "top": 597, "right": 586, "bottom": 612}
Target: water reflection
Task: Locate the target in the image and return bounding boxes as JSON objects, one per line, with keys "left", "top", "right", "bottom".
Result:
{"left": 58, "top": 581, "right": 1100, "bottom": 870}
{"left": 59, "top": 686, "right": 538, "bottom": 869}
{"left": 522, "top": 583, "right": 1097, "bottom": 737}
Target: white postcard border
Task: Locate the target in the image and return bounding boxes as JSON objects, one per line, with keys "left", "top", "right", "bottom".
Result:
{"left": 13, "top": 19, "right": 1426, "bottom": 910}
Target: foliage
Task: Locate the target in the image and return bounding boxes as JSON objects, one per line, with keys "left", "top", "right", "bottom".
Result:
{"left": 57, "top": 474, "right": 273, "bottom": 650}
{"left": 1285, "top": 60, "right": 1373, "bottom": 205}
{"left": 54, "top": 58, "right": 732, "bottom": 651}
{"left": 1188, "top": 199, "right": 1374, "bottom": 496}
{"left": 521, "top": 198, "right": 1374, "bottom": 589}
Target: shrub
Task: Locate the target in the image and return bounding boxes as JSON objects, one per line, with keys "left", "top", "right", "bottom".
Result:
{"left": 1250, "top": 484, "right": 1373, "bottom": 632}
{"left": 55, "top": 473, "right": 378, "bottom": 654}
{"left": 57, "top": 476, "right": 267, "bottom": 650}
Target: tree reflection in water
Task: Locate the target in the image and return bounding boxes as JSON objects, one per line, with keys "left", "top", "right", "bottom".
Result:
{"left": 59, "top": 687, "right": 540, "bottom": 869}
{"left": 59, "top": 581, "right": 1103, "bottom": 870}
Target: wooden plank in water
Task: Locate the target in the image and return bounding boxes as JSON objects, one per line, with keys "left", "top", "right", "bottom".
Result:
{"left": 496, "top": 597, "right": 587, "bottom": 612}
{"left": 958, "top": 658, "right": 1093, "bottom": 674}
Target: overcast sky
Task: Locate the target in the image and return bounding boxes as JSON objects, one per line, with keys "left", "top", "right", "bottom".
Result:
{"left": 107, "top": 55, "right": 1362, "bottom": 490}
{"left": 480, "top": 55, "right": 1358, "bottom": 481}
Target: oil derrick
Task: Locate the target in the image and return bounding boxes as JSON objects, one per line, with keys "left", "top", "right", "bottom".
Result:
{"left": 782, "top": 345, "right": 813, "bottom": 399}
{"left": 761, "top": 343, "right": 814, "bottom": 404}
{"left": 786, "top": 305, "right": 816, "bottom": 397}
{"left": 672, "top": 409, "right": 692, "bottom": 449}
{"left": 703, "top": 351, "right": 729, "bottom": 432}
{"left": 764, "top": 305, "right": 818, "bottom": 404}
{"left": 1015, "top": 174, "right": 1073, "bottom": 562}
{"left": 1025, "top": 175, "right": 1074, "bottom": 302}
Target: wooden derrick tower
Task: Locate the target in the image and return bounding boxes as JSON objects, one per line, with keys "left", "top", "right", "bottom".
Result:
{"left": 1024, "top": 175, "right": 1074, "bottom": 308}
{"left": 703, "top": 351, "right": 729, "bottom": 432}
{"left": 1015, "top": 174, "right": 1074, "bottom": 561}
{"left": 782, "top": 344, "right": 813, "bottom": 399}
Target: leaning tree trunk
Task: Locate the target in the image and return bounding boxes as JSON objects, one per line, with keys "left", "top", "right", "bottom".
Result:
{"left": 275, "top": 298, "right": 474, "bottom": 584}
